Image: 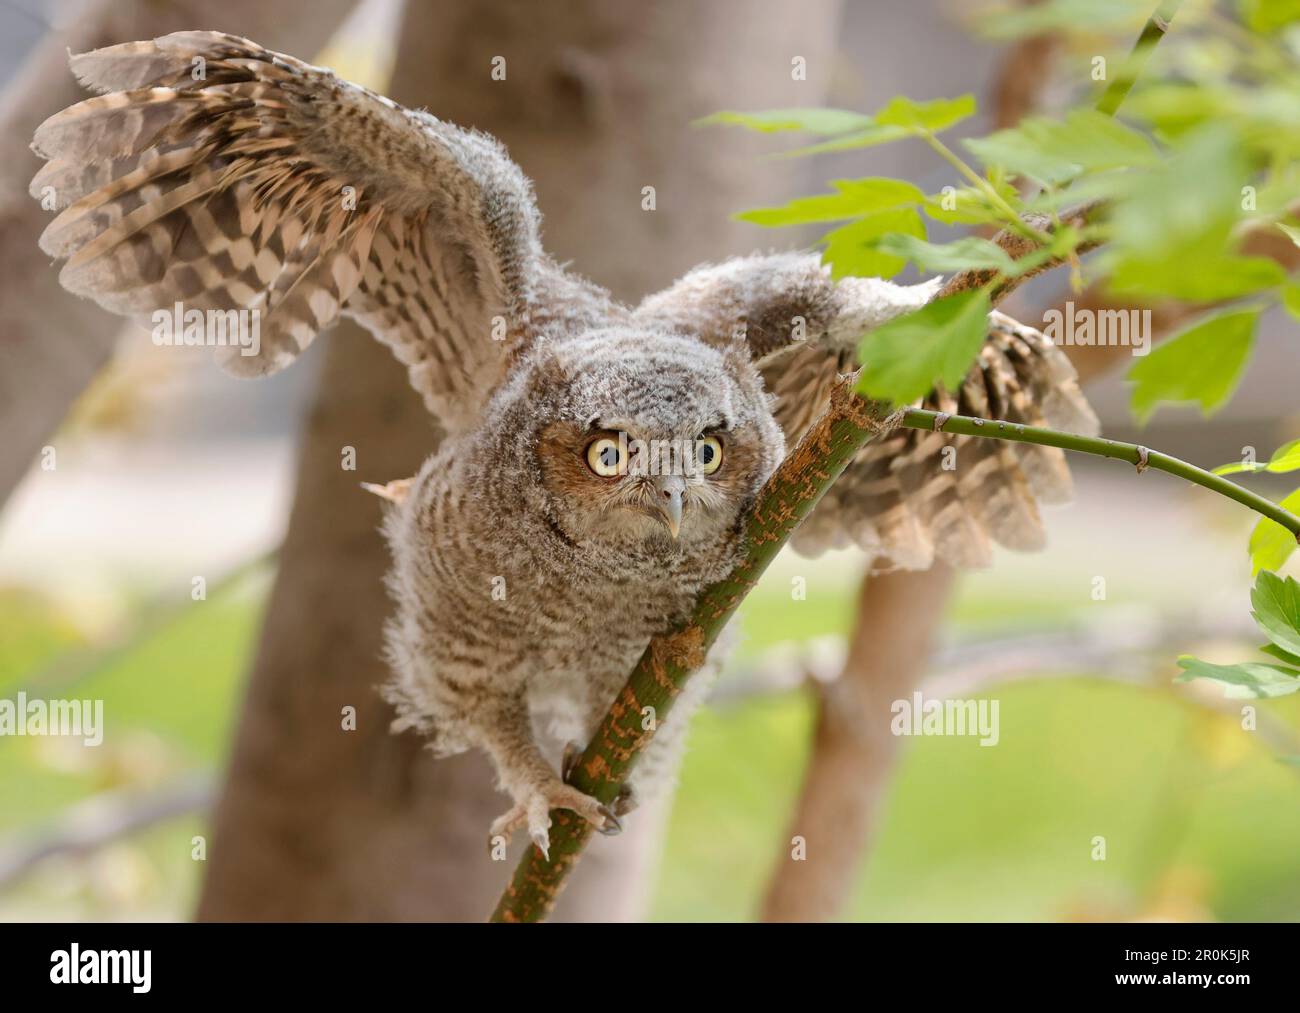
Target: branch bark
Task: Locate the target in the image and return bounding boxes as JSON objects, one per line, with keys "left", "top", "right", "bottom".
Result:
{"left": 935, "top": 201, "right": 1105, "bottom": 305}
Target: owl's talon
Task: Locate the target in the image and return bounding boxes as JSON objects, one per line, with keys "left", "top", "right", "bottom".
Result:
{"left": 489, "top": 780, "right": 614, "bottom": 853}
{"left": 595, "top": 804, "right": 622, "bottom": 836}
{"left": 612, "top": 783, "right": 639, "bottom": 817}
{"left": 561, "top": 740, "right": 583, "bottom": 782}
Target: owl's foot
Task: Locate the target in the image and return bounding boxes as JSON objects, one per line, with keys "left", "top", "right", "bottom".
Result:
{"left": 562, "top": 740, "right": 638, "bottom": 816}
{"left": 489, "top": 780, "right": 621, "bottom": 861}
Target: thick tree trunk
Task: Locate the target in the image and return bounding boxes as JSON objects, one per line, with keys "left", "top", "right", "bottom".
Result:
{"left": 0, "top": 0, "right": 357, "bottom": 505}
{"left": 760, "top": 564, "right": 955, "bottom": 922}
{"left": 197, "top": 0, "right": 841, "bottom": 921}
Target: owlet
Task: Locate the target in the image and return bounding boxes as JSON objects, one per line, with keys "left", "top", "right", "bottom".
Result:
{"left": 30, "top": 32, "right": 1098, "bottom": 856}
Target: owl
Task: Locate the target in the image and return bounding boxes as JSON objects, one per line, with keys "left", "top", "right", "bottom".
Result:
{"left": 31, "top": 32, "right": 1098, "bottom": 856}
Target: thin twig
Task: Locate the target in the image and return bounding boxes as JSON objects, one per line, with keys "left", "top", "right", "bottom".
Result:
{"left": 1096, "top": 0, "right": 1183, "bottom": 116}
{"left": 902, "top": 407, "right": 1300, "bottom": 540}
{"left": 0, "top": 775, "right": 213, "bottom": 888}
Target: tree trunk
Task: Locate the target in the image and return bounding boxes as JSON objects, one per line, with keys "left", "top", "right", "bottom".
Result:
{"left": 197, "top": 0, "right": 842, "bottom": 921}
{"left": 0, "top": 0, "right": 357, "bottom": 505}
{"left": 760, "top": 564, "right": 955, "bottom": 921}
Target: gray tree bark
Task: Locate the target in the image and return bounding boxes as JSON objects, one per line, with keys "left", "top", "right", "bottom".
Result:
{"left": 197, "top": 0, "right": 842, "bottom": 921}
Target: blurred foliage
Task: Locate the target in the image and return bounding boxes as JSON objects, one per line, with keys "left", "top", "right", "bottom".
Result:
{"left": 706, "top": 0, "right": 1300, "bottom": 439}
{"left": 3, "top": 559, "right": 1299, "bottom": 921}
{"left": 1178, "top": 569, "right": 1300, "bottom": 695}
{"left": 706, "top": 0, "right": 1300, "bottom": 647}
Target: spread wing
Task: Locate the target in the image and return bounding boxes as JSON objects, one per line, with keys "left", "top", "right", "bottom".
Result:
{"left": 635, "top": 252, "right": 1100, "bottom": 570}
{"left": 31, "top": 31, "right": 596, "bottom": 431}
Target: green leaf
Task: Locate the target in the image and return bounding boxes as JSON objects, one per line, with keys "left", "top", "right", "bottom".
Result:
{"left": 1126, "top": 308, "right": 1259, "bottom": 424}
{"left": 964, "top": 109, "right": 1158, "bottom": 185}
{"left": 1174, "top": 656, "right": 1300, "bottom": 698}
{"left": 873, "top": 94, "right": 977, "bottom": 132}
{"left": 819, "top": 208, "right": 925, "bottom": 280}
{"left": 1217, "top": 438, "right": 1300, "bottom": 476}
{"left": 1282, "top": 282, "right": 1300, "bottom": 321}
{"left": 965, "top": 130, "right": 1081, "bottom": 186}
{"left": 1241, "top": 0, "right": 1300, "bottom": 33}
{"left": 695, "top": 108, "right": 874, "bottom": 135}
{"left": 1106, "top": 251, "right": 1285, "bottom": 302}
{"left": 1267, "top": 439, "right": 1300, "bottom": 473}
{"left": 1123, "top": 83, "right": 1237, "bottom": 136}
{"left": 1260, "top": 643, "right": 1300, "bottom": 665}
{"left": 1249, "top": 488, "right": 1300, "bottom": 574}
{"left": 735, "top": 178, "right": 924, "bottom": 227}
{"left": 1251, "top": 570, "right": 1300, "bottom": 658}
{"left": 869, "top": 234, "right": 1055, "bottom": 279}
{"left": 856, "top": 289, "right": 990, "bottom": 405}
{"left": 1106, "top": 126, "right": 1249, "bottom": 290}
{"left": 1213, "top": 461, "right": 1266, "bottom": 476}
{"left": 778, "top": 124, "right": 914, "bottom": 157}
{"left": 776, "top": 94, "right": 976, "bottom": 158}
{"left": 921, "top": 186, "right": 1012, "bottom": 226}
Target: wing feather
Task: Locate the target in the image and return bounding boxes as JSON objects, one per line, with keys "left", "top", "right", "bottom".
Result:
{"left": 31, "top": 31, "right": 568, "bottom": 431}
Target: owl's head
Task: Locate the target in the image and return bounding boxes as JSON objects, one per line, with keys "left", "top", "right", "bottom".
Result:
{"left": 518, "top": 330, "right": 784, "bottom": 551}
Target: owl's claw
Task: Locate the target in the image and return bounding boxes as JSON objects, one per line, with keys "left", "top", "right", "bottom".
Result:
{"left": 561, "top": 740, "right": 583, "bottom": 782}
{"left": 561, "top": 741, "right": 629, "bottom": 834}
{"left": 595, "top": 804, "right": 622, "bottom": 836}
{"left": 489, "top": 779, "right": 619, "bottom": 858}
{"left": 612, "top": 782, "right": 639, "bottom": 817}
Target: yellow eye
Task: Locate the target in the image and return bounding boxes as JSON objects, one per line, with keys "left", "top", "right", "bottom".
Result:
{"left": 696, "top": 436, "right": 723, "bottom": 475}
{"left": 586, "top": 435, "right": 626, "bottom": 477}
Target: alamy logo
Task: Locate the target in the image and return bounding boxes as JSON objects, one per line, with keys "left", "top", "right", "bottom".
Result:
{"left": 50, "top": 945, "right": 151, "bottom": 993}
{"left": 0, "top": 692, "right": 102, "bottom": 746}
{"left": 151, "top": 301, "right": 261, "bottom": 357}
{"left": 890, "top": 691, "right": 1000, "bottom": 746}
{"left": 1041, "top": 300, "right": 1151, "bottom": 356}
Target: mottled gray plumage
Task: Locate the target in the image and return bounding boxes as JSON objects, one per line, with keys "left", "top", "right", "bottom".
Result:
{"left": 32, "top": 32, "right": 1098, "bottom": 854}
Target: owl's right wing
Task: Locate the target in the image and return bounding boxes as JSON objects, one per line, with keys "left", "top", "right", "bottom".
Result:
{"left": 31, "top": 31, "right": 584, "bottom": 431}
{"left": 635, "top": 252, "right": 1099, "bottom": 571}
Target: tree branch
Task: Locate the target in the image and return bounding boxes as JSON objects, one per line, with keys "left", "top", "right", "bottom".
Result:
{"left": 901, "top": 407, "right": 1300, "bottom": 540}
{"left": 935, "top": 200, "right": 1104, "bottom": 306}
{"left": 1096, "top": 0, "right": 1183, "bottom": 116}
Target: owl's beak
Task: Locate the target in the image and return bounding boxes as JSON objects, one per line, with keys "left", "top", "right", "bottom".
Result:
{"left": 653, "top": 475, "right": 685, "bottom": 539}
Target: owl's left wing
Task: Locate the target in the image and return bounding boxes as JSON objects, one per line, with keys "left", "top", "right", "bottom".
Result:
{"left": 31, "top": 31, "right": 580, "bottom": 430}
{"left": 634, "top": 252, "right": 1099, "bottom": 570}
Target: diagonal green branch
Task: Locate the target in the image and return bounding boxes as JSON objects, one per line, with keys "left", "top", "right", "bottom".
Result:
{"left": 1096, "top": 0, "right": 1183, "bottom": 116}
{"left": 489, "top": 379, "right": 897, "bottom": 922}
